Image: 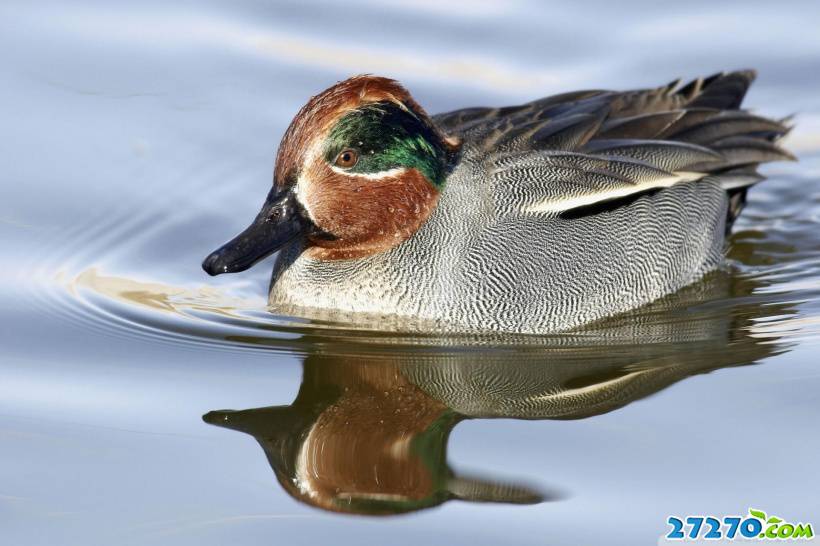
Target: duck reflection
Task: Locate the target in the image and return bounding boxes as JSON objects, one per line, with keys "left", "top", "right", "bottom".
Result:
{"left": 203, "top": 270, "right": 793, "bottom": 516}
{"left": 204, "top": 356, "right": 545, "bottom": 515}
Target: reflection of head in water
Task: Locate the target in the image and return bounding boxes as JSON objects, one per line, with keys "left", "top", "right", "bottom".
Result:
{"left": 204, "top": 269, "right": 794, "bottom": 516}
{"left": 205, "top": 359, "right": 545, "bottom": 515}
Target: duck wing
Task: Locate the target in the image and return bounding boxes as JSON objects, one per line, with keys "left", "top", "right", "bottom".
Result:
{"left": 434, "top": 70, "right": 793, "bottom": 216}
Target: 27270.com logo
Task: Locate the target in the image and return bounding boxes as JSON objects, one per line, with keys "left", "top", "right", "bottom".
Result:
{"left": 665, "top": 508, "right": 814, "bottom": 541}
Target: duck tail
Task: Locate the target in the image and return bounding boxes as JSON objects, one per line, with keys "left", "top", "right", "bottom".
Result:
{"left": 664, "top": 70, "right": 795, "bottom": 231}
{"left": 664, "top": 70, "right": 796, "bottom": 179}
{"left": 686, "top": 69, "right": 757, "bottom": 110}
{"left": 593, "top": 70, "right": 794, "bottom": 180}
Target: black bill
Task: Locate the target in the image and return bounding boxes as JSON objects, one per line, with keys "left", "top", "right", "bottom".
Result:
{"left": 202, "top": 187, "right": 313, "bottom": 276}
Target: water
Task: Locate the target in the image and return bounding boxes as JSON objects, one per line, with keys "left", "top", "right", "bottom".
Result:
{"left": 2, "top": 1, "right": 820, "bottom": 544}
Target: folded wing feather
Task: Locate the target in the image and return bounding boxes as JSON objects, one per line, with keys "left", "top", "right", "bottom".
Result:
{"left": 434, "top": 70, "right": 793, "bottom": 216}
{"left": 489, "top": 151, "right": 704, "bottom": 215}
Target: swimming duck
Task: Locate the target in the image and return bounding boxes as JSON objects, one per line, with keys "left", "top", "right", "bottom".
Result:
{"left": 202, "top": 70, "right": 793, "bottom": 333}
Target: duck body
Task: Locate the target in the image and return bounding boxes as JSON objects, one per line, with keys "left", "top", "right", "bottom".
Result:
{"left": 204, "top": 71, "right": 792, "bottom": 334}
{"left": 269, "top": 152, "right": 727, "bottom": 333}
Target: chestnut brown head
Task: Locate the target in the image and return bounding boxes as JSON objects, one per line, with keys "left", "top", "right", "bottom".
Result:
{"left": 203, "top": 75, "right": 459, "bottom": 275}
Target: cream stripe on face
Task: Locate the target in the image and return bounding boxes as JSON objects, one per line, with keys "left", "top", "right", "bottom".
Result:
{"left": 292, "top": 140, "right": 324, "bottom": 223}
{"left": 293, "top": 173, "right": 317, "bottom": 223}
{"left": 328, "top": 166, "right": 408, "bottom": 179}
{"left": 293, "top": 166, "right": 411, "bottom": 222}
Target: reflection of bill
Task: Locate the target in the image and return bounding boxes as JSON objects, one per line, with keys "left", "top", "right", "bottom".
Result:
{"left": 203, "top": 271, "right": 795, "bottom": 516}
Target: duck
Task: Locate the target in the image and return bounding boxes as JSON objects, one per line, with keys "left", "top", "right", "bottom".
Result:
{"left": 202, "top": 70, "right": 793, "bottom": 334}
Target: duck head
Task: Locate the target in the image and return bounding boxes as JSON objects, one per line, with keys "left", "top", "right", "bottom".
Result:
{"left": 202, "top": 75, "right": 460, "bottom": 275}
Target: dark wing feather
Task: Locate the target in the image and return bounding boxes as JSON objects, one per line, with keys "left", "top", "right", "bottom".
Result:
{"left": 433, "top": 90, "right": 611, "bottom": 136}
{"left": 668, "top": 112, "right": 791, "bottom": 145}
{"left": 434, "top": 70, "right": 793, "bottom": 215}
{"left": 688, "top": 70, "right": 757, "bottom": 109}
{"left": 597, "top": 111, "right": 685, "bottom": 139}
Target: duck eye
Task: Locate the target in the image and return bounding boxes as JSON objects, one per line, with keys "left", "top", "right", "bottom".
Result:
{"left": 334, "top": 149, "right": 358, "bottom": 169}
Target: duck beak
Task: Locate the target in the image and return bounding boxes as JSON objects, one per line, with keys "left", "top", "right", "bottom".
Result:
{"left": 202, "top": 187, "right": 312, "bottom": 276}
